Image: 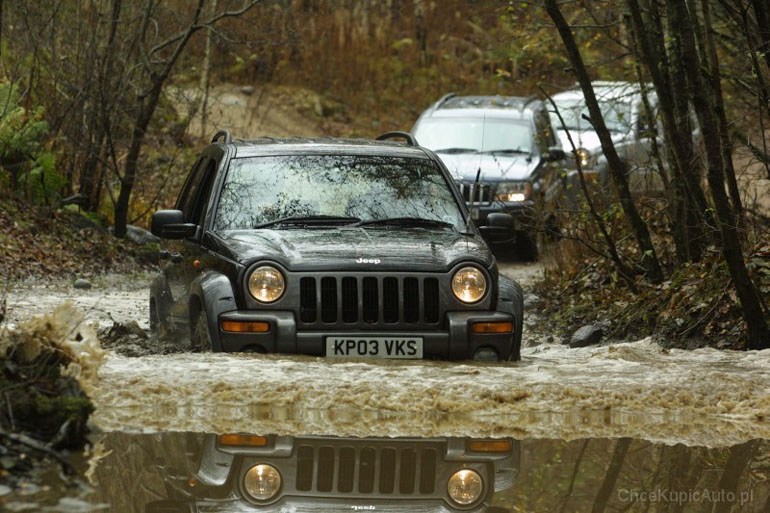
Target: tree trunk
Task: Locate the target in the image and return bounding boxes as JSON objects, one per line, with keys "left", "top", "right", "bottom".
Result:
{"left": 199, "top": 0, "right": 217, "bottom": 140}
{"left": 668, "top": 0, "right": 770, "bottom": 349}
{"left": 697, "top": 0, "right": 744, "bottom": 221}
{"left": 113, "top": 0, "right": 207, "bottom": 238}
{"left": 545, "top": 0, "right": 664, "bottom": 283}
{"left": 712, "top": 440, "right": 757, "bottom": 513}
{"left": 80, "top": 0, "right": 123, "bottom": 211}
{"left": 591, "top": 438, "right": 631, "bottom": 513}
{"left": 751, "top": 0, "right": 770, "bottom": 73}
{"left": 113, "top": 0, "right": 264, "bottom": 237}
{"left": 627, "top": 0, "right": 712, "bottom": 263}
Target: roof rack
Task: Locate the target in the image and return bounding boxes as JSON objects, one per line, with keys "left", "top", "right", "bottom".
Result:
{"left": 375, "top": 131, "right": 417, "bottom": 146}
{"left": 433, "top": 92, "right": 457, "bottom": 110}
{"left": 211, "top": 130, "right": 232, "bottom": 144}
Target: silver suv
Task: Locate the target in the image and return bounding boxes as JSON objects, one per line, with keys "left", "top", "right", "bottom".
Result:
{"left": 549, "top": 81, "right": 673, "bottom": 195}
{"left": 412, "top": 94, "right": 566, "bottom": 261}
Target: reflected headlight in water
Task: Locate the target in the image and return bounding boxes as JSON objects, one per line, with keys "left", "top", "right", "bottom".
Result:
{"left": 575, "top": 147, "right": 592, "bottom": 168}
{"left": 243, "top": 463, "right": 281, "bottom": 501}
{"left": 248, "top": 265, "right": 285, "bottom": 303}
{"left": 447, "top": 468, "right": 483, "bottom": 506}
{"left": 452, "top": 267, "right": 487, "bottom": 304}
{"left": 495, "top": 182, "right": 531, "bottom": 202}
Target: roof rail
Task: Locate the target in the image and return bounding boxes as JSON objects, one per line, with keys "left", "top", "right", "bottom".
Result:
{"left": 211, "top": 130, "right": 232, "bottom": 144}
{"left": 433, "top": 92, "right": 457, "bottom": 110}
{"left": 375, "top": 131, "right": 417, "bottom": 146}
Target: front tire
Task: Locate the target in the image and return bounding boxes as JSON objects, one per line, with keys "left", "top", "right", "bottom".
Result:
{"left": 515, "top": 231, "right": 538, "bottom": 261}
{"left": 191, "top": 309, "right": 212, "bottom": 352}
{"left": 497, "top": 278, "right": 524, "bottom": 361}
{"left": 149, "top": 300, "right": 169, "bottom": 337}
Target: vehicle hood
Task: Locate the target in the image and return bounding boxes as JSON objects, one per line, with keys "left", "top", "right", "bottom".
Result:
{"left": 213, "top": 228, "right": 493, "bottom": 271}
{"left": 436, "top": 153, "right": 540, "bottom": 182}
{"left": 555, "top": 129, "right": 628, "bottom": 153}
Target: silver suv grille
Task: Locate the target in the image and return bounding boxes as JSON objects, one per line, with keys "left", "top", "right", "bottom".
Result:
{"left": 295, "top": 442, "right": 440, "bottom": 496}
{"left": 299, "top": 275, "right": 441, "bottom": 327}
{"left": 457, "top": 182, "right": 493, "bottom": 204}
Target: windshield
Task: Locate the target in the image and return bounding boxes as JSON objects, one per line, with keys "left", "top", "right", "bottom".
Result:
{"left": 550, "top": 98, "right": 632, "bottom": 133}
{"left": 213, "top": 154, "right": 465, "bottom": 231}
{"left": 413, "top": 117, "right": 533, "bottom": 154}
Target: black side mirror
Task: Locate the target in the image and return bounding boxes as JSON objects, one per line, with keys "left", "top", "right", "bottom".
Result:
{"left": 479, "top": 213, "right": 515, "bottom": 241}
{"left": 543, "top": 146, "right": 566, "bottom": 162}
{"left": 151, "top": 210, "right": 197, "bottom": 239}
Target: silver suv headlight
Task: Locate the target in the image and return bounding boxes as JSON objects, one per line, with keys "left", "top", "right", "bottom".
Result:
{"left": 495, "top": 182, "right": 531, "bottom": 202}
{"left": 452, "top": 266, "right": 487, "bottom": 303}
{"left": 575, "top": 147, "right": 592, "bottom": 168}
{"left": 248, "top": 265, "right": 285, "bottom": 303}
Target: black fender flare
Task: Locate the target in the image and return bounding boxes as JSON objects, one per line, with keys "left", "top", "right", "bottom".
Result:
{"left": 189, "top": 271, "right": 237, "bottom": 352}
{"left": 497, "top": 276, "right": 524, "bottom": 361}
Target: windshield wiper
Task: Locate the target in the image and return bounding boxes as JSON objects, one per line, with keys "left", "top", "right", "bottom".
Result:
{"left": 480, "top": 148, "right": 531, "bottom": 155}
{"left": 434, "top": 147, "right": 479, "bottom": 154}
{"left": 255, "top": 215, "right": 361, "bottom": 229}
{"left": 353, "top": 217, "right": 455, "bottom": 230}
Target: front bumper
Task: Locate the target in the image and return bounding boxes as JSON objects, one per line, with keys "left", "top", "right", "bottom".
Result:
{"left": 147, "top": 497, "right": 500, "bottom": 513}
{"left": 217, "top": 310, "right": 515, "bottom": 361}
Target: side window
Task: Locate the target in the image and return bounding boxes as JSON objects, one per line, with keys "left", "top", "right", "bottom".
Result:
{"left": 534, "top": 109, "right": 557, "bottom": 149}
{"left": 188, "top": 160, "right": 218, "bottom": 226}
{"left": 176, "top": 157, "right": 207, "bottom": 217}
{"left": 177, "top": 157, "right": 217, "bottom": 224}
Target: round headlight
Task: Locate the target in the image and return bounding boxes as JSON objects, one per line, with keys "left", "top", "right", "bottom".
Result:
{"left": 243, "top": 463, "right": 281, "bottom": 501}
{"left": 452, "top": 267, "right": 487, "bottom": 303}
{"left": 447, "top": 469, "right": 483, "bottom": 506}
{"left": 575, "top": 147, "right": 592, "bottom": 168}
{"left": 248, "top": 266, "right": 285, "bottom": 303}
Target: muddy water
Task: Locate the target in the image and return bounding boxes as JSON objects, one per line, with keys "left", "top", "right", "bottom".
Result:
{"left": 3, "top": 264, "right": 770, "bottom": 511}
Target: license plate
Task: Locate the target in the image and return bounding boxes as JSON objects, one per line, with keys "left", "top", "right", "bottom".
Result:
{"left": 325, "top": 337, "right": 423, "bottom": 359}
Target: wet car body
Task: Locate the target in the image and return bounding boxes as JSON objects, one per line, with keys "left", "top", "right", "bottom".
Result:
{"left": 150, "top": 131, "right": 524, "bottom": 361}
{"left": 146, "top": 433, "right": 519, "bottom": 513}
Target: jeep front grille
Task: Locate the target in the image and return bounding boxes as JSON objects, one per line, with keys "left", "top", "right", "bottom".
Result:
{"left": 299, "top": 275, "right": 441, "bottom": 326}
{"left": 458, "top": 182, "right": 493, "bottom": 205}
{"left": 295, "top": 443, "right": 439, "bottom": 496}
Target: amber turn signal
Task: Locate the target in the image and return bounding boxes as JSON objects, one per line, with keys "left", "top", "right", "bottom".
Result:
{"left": 218, "top": 434, "right": 269, "bottom": 447}
{"left": 467, "top": 439, "right": 512, "bottom": 453}
{"left": 220, "top": 320, "right": 270, "bottom": 333}
{"left": 471, "top": 321, "right": 513, "bottom": 334}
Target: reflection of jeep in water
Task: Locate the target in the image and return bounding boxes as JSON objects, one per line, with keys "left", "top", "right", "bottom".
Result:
{"left": 146, "top": 433, "right": 520, "bottom": 512}
{"left": 150, "top": 131, "right": 524, "bottom": 361}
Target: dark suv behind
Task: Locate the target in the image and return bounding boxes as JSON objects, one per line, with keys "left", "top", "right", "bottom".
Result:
{"left": 412, "top": 94, "right": 566, "bottom": 260}
{"left": 150, "top": 131, "right": 524, "bottom": 361}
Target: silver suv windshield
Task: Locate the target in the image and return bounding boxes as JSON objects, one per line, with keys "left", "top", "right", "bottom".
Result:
{"left": 213, "top": 154, "right": 465, "bottom": 231}
{"left": 413, "top": 118, "right": 533, "bottom": 154}
{"left": 550, "top": 98, "right": 632, "bottom": 133}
